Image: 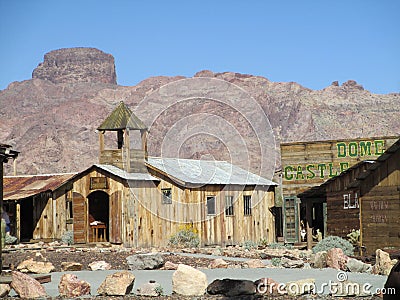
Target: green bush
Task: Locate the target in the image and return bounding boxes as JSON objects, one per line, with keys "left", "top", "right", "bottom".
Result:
{"left": 312, "top": 235, "right": 354, "bottom": 256}
{"left": 268, "top": 242, "right": 293, "bottom": 250}
{"left": 168, "top": 226, "right": 200, "bottom": 248}
{"left": 61, "top": 230, "right": 74, "bottom": 245}
{"left": 271, "top": 257, "right": 281, "bottom": 267}
{"left": 241, "top": 240, "right": 258, "bottom": 250}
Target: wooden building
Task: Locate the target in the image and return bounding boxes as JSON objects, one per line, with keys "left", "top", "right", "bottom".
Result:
{"left": 298, "top": 138, "right": 400, "bottom": 254}
{"left": 70, "top": 102, "right": 277, "bottom": 247}
{"left": 279, "top": 137, "right": 399, "bottom": 244}
{"left": 3, "top": 173, "right": 75, "bottom": 242}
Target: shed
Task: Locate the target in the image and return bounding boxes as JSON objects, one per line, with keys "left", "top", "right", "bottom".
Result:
{"left": 3, "top": 173, "right": 75, "bottom": 242}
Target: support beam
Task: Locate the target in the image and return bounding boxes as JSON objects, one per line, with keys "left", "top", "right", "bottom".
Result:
{"left": 306, "top": 201, "right": 313, "bottom": 250}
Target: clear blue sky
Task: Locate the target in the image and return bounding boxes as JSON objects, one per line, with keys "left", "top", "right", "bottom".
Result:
{"left": 1, "top": 0, "right": 399, "bottom": 94}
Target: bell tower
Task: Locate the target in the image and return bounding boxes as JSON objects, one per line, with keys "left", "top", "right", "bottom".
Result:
{"left": 97, "top": 101, "right": 148, "bottom": 173}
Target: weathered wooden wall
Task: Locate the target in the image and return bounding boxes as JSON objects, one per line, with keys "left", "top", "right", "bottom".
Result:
{"left": 360, "top": 148, "right": 400, "bottom": 254}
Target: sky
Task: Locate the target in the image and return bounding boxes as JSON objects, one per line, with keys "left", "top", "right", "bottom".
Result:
{"left": 0, "top": 0, "right": 399, "bottom": 94}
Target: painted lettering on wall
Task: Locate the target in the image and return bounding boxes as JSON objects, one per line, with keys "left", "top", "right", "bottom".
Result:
{"left": 283, "top": 139, "right": 385, "bottom": 181}
{"left": 369, "top": 201, "right": 388, "bottom": 223}
{"left": 343, "top": 193, "right": 359, "bottom": 209}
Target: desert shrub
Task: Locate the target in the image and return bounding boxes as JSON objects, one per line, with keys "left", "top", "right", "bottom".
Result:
{"left": 312, "top": 235, "right": 354, "bottom": 256}
{"left": 268, "top": 242, "right": 293, "bottom": 250}
{"left": 241, "top": 240, "right": 258, "bottom": 250}
{"left": 5, "top": 234, "right": 17, "bottom": 245}
{"left": 168, "top": 225, "right": 200, "bottom": 248}
{"left": 347, "top": 229, "right": 360, "bottom": 247}
{"left": 271, "top": 257, "right": 281, "bottom": 267}
{"left": 61, "top": 230, "right": 74, "bottom": 245}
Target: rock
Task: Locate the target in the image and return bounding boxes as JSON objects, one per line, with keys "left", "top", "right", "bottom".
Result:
{"left": 10, "top": 271, "right": 47, "bottom": 298}
{"left": 383, "top": 260, "right": 400, "bottom": 300}
{"left": 0, "top": 284, "right": 11, "bottom": 297}
{"left": 254, "top": 278, "right": 281, "bottom": 295}
{"left": 163, "top": 261, "right": 178, "bottom": 270}
{"left": 285, "top": 278, "right": 315, "bottom": 296}
{"left": 207, "top": 279, "right": 256, "bottom": 297}
{"left": 208, "top": 258, "right": 228, "bottom": 269}
{"left": 346, "top": 258, "right": 372, "bottom": 273}
{"left": 61, "top": 262, "right": 83, "bottom": 271}
{"left": 58, "top": 273, "right": 91, "bottom": 297}
{"left": 126, "top": 252, "right": 164, "bottom": 270}
{"left": 210, "top": 247, "right": 222, "bottom": 256}
{"left": 326, "top": 248, "right": 348, "bottom": 270}
{"left": 16, "top": 258, "right": 55, "bottom": 274}
{"left": 172, "top": 264, "right": 207, "bottom": 296}
{"left": 88, "top": 260, "right": 111, "bottom": 271}
{"left": 97, "top": 271, "right": 135, "bottom": 296}
{"left": 32, "top": 47, "right": 117, "bottom": 84}
{"left": 281, "top": 257, "right": 304, "bottom": 268}
{"left": 245, "top": 259, "right": 265, "bottom": 268}
{"left": 373, "top": 249, "right": 398, "bottom": 275}
{"left": 136, "top": 280, "right": 163, "bottom": 297}
{"left": 311, "top": 251, "right": 327, "bottom": 269}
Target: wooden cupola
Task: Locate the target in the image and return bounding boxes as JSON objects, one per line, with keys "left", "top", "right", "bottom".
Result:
{"left": 97, "top": 101, "right": 148, "bottom": 173}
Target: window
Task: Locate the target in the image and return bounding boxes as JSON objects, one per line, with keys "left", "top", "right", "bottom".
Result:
{"left": 162, "top": 188, "right": 172, "bottom": 204}
{"left": 225, "top": 196, "right": 234, "bottom": 216}
{"left": 207, "top": 196, "right": 216, "bottom": 215}
{"left": 244, "top": 195, "right": 252, "bottom": 215}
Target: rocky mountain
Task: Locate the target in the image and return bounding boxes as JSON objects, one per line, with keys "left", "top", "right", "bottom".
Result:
{"left": 1, "top": 47, "right": 399, "bottom": 176}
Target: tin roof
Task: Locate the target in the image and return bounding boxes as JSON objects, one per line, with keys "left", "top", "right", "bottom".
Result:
{"left": 93, "top": 164, "right": 159, "bottom": 181}
{"left": 97, "top": 101, "right": 147, "bottom": 131}
{"left": 146, "top": 157, "right": 276, "bottom": 186}
{"left": 3, "top": 173, "right": 76, "bottom": 201}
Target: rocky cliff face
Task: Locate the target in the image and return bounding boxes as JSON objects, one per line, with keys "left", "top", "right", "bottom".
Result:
{"left": 1, "top": 48, "right": 399, "bottom": 175}
{"left": 32, "top": 48, "right": 117, "bottom": 84}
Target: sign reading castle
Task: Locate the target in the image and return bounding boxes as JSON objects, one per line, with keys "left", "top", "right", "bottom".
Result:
{"left": 280, "top": 136, "right": 398, "bottom": 196}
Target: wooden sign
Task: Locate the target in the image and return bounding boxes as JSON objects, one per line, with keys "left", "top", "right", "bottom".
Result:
{"left": 90, "top": 177, "right": 107, "bottom": 190}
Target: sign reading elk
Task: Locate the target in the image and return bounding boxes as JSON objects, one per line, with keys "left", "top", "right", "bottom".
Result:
{"left": 284, "top": 140, "right": 385, "bottom": 181}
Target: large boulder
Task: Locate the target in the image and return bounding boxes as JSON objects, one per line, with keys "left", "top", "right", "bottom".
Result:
{"left": 208, "top": 258, "right": 229, "bottom": 269}
{"left": 172, "top": 264, "right": 207, "bottom": 296}
{"left": 285, "top": 278, "right": 315, "bottom": 296}
{"left": 346, "top": 258, "right": 372, "bottom": 273}
{"left": 61, "top": 262, "right": 83, "bottom": 271}
{"left": 58, "top": 273, "right": 91, "bottom": 297}
{"left": 17, "top": 258, "right": 55, "bottom": 274}
{"left": 244, "top": 259, "right": 266, "bottom": 268}
{"left": 88, "top": 260, "right": 111, "bottom": 271}
{"left": 0, "top": 284, "right": 11, "bottom": 297}
{"left": 281, "top": 257, "right": 304, "bottom": 268}
{"left": 97, "top": 271, "right": 135, "bottom": 296}
{"left": 163, "top": 261, "right": 178, "bottom": 270}
{"left": 383, "top": 260, "right": 400, "bottom": 300}
{"left": 311, "top": 251, "right": 327, "bottom": 268}
{"left": 207, "top": 279, "right": 256, "bottom": 297}
{"left": 326, "top": 248, "right": 348, "bottom": 270}
{"left": 10, "top": 271, "right": 47, "bottom": 298}
{"left": 126, "top": 252, "right": 164, "bottom": 270}
{"left": 373, "top": 249, "right": 398, "bottom": 276}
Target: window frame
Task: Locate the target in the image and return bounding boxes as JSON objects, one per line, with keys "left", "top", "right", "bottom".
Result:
{"left": 162, "top": 188, "right": 172, "bottom": 204}
{"left": 243, "top": 195, "right": 252, "bottom": 216}
{"left": 225, "top": 195, "right": 234, "bottom": 216}
{"left": 206, "top": 196, "right": 216, "bottom": 215}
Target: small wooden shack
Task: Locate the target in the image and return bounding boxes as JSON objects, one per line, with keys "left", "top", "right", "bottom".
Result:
{"left": 69, "top": 102, "right": 277, "bottom": 247}
{"left": 279, "top": 136, "right": 399, "bottom": 243}
{"left": 3, "top": 173, "right": 75, "bottom": 242}
{"left": 298, "top": 138, "right": 400, "bottom": 254}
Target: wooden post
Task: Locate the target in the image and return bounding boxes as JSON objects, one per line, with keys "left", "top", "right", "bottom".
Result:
{"left": 13, "top": 158, "right": 17, "bottom": 176}
{"left": 306, "top": 200, "right": 313, "bottom": 250}
{"left": 141, "top": 130, "right": 148, "bottom": 160}
{"left": 99, "top": 131, "right": 104, "bottom": 159}
{"left": 124, "top": 129, "right": 130, "bottom": 172}
{"left": 359, "top": 195, "right": 363, "bottom": 256}
{"left": 16, "top": 202, "right": 20, "bottom": 242}
{"left": 0, "top": 159, "right": 3, "bottom": 272}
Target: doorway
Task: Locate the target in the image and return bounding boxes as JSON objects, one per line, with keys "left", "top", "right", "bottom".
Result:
{"left": 87, "top": 191, "right": 109, "bottom": 242}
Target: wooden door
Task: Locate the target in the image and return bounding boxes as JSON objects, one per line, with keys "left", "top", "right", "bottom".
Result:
{"left": 109, "top": 191, "right": 122, "bottom": 243}
{"left": 73, "top": 192, "right": 87, "bottom": 243}
{"left": 283, "top": 196, "right": 299, "bottom": 243}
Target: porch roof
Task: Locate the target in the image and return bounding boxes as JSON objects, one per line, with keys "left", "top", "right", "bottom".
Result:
{"left": 93, "top": 164, "right": 159, "bottom": 181}
{"left": 3, "top": 173, "right": 76, "bottom": 201}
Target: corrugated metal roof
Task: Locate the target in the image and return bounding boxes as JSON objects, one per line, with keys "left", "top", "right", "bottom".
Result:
{"left": 146, "top": 157, "right": 276, "bottom": 186}
{"left": 94, "top": 164, "right": 159, "bottom": 181}
{"left": 3, "top": 173, "right": 76, "bottom": 201}
{"left": 97, "top": 101, "right": 147, "bottom": 131}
